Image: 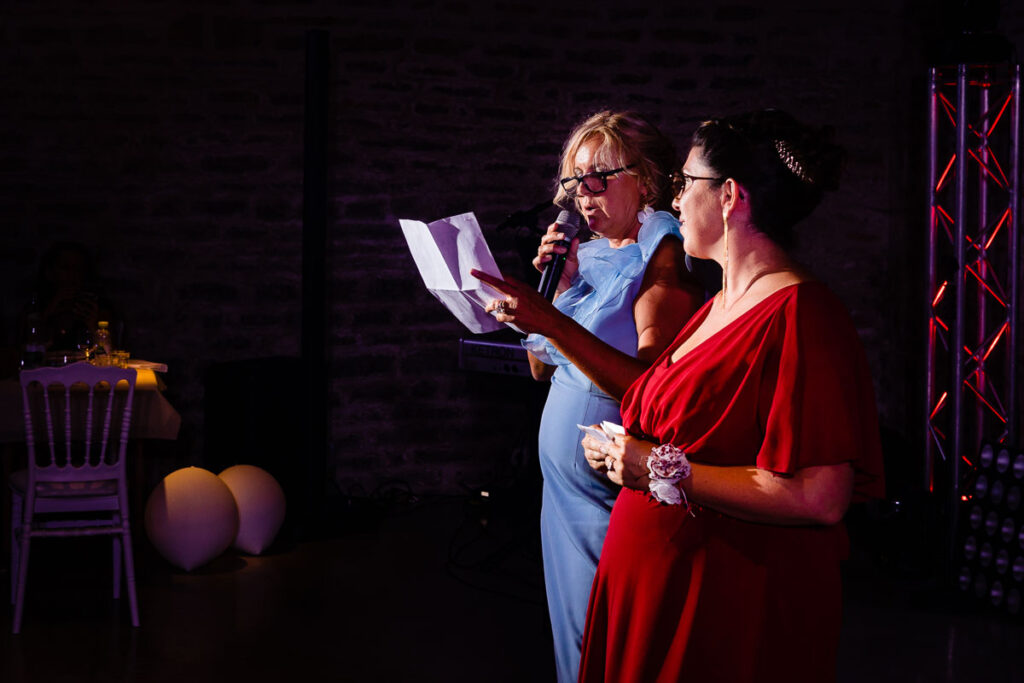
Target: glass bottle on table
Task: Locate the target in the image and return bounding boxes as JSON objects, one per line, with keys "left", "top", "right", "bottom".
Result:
{"left": 93, "top": 320, "right": 112, "bottom": 363}
{"left": 96, "top": 321, "right": 112, "bottom": 355}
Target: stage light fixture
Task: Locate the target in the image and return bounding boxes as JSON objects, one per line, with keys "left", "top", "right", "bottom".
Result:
{"left": 957, "top": 441, "right": 1024, "bottom": 616}
{"left": 1008, "top": 588, "right": 1021, "bottom": 614}
{"left": 1001, "top": 518, "right": 1015, "bottom": 543}
{"left": 981, "top": 444, "right": 995, "bottom": 468}
{"left": 996, "top": 548, "right": 1010, "bottom": 574}
{"left": 997, "top": 448, "right": 1012, "bottom": 473}
{"left": 1013, "top": 557, "right": 1024, "bottom": 582}
{"left": 1007, "top": 486, "right": 1021, "bottom": 510}
{"left": 1013, "top": 454, "right": 1024, "bottom": 478}
{"left": 992, "top": 479, "right": 1005, "bottom": 505}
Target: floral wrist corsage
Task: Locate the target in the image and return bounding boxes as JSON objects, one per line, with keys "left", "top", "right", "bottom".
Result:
{"left": 646, "top": 443, "right": 691, "bottom": 506}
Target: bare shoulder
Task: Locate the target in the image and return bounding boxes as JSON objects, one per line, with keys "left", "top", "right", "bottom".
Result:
{"left": 649, "top": 234, "right": 686, "bottom": 269}
{"left": 746, "top": 260, "right": 815, "bottom": 299}
{"left": 643, "top": 236, "right": 700, "bottom": 290}
{"left": 764, "top": 268, "right": 811, "bottom": 291}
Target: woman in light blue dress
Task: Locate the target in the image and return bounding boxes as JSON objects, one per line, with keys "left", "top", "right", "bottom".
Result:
{"left": 474, "top": 111, "right": 704, "bottom": 683}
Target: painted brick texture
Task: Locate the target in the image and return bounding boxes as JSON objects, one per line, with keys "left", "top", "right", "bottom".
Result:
{"left": 0, "top": 1, "right": 1019, "bottom": 496}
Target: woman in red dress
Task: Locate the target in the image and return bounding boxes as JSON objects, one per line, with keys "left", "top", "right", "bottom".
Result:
{"left": 578, "top": 109, "right": 885, "bottom": 683}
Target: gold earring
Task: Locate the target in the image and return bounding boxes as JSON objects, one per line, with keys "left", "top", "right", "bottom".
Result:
{"left": 721, "top": 212, "right": 730, "bottom": 307}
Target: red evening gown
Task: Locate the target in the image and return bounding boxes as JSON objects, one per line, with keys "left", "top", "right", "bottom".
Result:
{"left": 578, "top": 282, "right": 885, "bottom": 683}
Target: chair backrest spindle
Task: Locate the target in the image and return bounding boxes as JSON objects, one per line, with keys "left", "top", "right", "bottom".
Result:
{"left": 63, "top": 383, "right": 73, "bottom": 467}
{"left": 20, "top": 363, "right": 137, "bottom": 478}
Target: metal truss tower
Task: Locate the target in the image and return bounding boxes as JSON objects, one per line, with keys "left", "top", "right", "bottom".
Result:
{"left": 927, "top": 62, "right": 1021, "bottom": 564}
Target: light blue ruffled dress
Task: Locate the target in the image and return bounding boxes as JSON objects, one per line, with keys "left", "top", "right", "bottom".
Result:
{"left": 523, "top": 210, "right": 682, "bottom": 683}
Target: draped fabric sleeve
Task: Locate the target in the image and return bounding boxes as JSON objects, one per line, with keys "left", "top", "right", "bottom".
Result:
{"left": 522, "top": 210, "right": 681, "bottom": 366}
{"left": 754, "top": 285, "right": 885, "bottom": 501}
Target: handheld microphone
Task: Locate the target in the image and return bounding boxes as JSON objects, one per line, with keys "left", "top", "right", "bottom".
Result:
{"left": 537, "top": 210, "right": 582, "bottom": 301}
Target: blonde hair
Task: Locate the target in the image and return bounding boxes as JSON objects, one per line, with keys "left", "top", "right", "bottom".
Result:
{"left": 553, "top": 110, "right": 677, "bottom": 210}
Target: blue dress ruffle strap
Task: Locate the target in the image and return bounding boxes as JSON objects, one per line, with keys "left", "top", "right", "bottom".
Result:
{"left": 523, "top": 210, "right": 681, "bottom": 365}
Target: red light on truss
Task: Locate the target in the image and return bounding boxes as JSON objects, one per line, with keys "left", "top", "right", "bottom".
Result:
{"left": 962, "top": 380, "right": 1008, "bottom": 423}
{"left": 984, "top": 148, "right": 1010, "bottom": 188}
{"left": 937, "top": 205, "right": 953, "bottom": 222}
{"left": 984, "top": 208, "right": 1011, "bottom": 251}
{"left": 930, "top": 391, "right": 948, "bottom": 420}
{"left": 968, "top": 149, "right": 1007, "bottom": 189}
{"left": 939, "top": 93, "right": 958, "bottom": 126}
{"left": 932, "top": 280, "right": 948, "bottom": 307}
{"left": 982, "top": 322, "right": 1010, "bottom": 362}
{"left": 936, "top": 154, "right": 957, "bottom": 192}
{"left": 987, "top": 92, "right": 1013, "bottom": 136}
{"left": 934, "top": 205, "right": 956, "bottom": 243}
{"left": 965, "top": 264, "right": 1008, "bottom": 307}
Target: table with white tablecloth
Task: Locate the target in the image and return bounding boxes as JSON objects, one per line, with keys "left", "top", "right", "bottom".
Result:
{"left": 0, "top": 363, "right": 181, "bottom": 444}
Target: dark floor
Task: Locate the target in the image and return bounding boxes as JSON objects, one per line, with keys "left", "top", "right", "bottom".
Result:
{"left": 2, "top": 490, "right": 1024, "bottom": 683}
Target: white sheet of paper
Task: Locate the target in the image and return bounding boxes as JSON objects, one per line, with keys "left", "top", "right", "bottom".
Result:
{"left": 601, "top": 421, "right": 626, "bottom": 437}
{"left": 577, "top": 424, "right": 611, "bottom": 443}
{"left": 399, "top": 212, "right": 510, "bottom": 334}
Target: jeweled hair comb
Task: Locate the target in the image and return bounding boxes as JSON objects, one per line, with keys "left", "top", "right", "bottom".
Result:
{"left": 773, "top": 139, "right": 813, "bottom": 184}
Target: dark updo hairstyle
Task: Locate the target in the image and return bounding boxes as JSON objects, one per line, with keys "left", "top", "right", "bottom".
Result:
{"left": 691, "top": 109, "right": 845, "bottom": 247}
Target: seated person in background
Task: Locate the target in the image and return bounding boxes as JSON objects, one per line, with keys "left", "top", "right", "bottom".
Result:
{"left": 23, "top": 241, "right": 119, "bottom": 358}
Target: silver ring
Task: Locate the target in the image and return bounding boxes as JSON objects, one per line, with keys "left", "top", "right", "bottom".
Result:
{"left": 605, "top": 457, "right": 614, "bottom": 470}
{"left": 495, "top": 300, "right": 512, "bottom": 314}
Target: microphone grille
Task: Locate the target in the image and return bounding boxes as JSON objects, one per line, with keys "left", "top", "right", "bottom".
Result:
{"left": 556, "top": 210, "right": 581, "bottom": 239}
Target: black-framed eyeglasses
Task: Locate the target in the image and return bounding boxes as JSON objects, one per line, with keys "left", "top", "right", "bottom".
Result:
{"left": 560, "top": 164, "right": 636, "bottom": 196}
{"left": 670, "top": 171, "right": 723, "bottom": 196}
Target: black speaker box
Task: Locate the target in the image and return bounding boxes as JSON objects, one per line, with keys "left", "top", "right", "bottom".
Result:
{"left": 203, "top": 356, "right": 308, "bottom": 533}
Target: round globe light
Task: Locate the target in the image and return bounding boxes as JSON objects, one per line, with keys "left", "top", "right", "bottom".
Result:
{"left": 219, "top": 465, "right": 287, "bottom": 555}
{"left": 144, "top": 467, "right": 239, "bottom": 571}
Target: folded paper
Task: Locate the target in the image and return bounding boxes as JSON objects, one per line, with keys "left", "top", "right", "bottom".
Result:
{"left": 399, "top": 212, "right": 510, "bottom": 334}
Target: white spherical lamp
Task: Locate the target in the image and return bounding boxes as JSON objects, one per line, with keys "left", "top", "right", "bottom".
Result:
{"left": 218, "top": 465, "right": 287, "bottom": 555}
{"left": 144, "top": 466, "right": 239, "bottom": 571}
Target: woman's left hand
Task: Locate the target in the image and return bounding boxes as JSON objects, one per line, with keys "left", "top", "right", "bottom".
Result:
{"left": 581, "top": 430, "right": 655, "bottom": 490}
{"left": 471, "top": 269, "right": 561, "bottom": 335}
